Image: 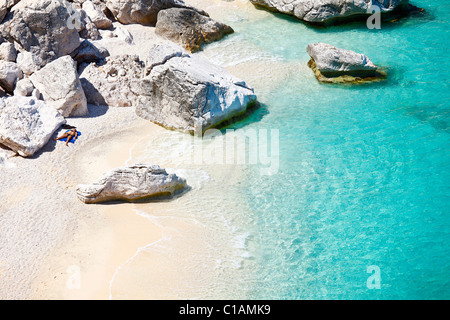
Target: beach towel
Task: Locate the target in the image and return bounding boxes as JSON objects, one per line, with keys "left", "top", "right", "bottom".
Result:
{"left": 59, "top": 130, "right": 81, "bottom": 144}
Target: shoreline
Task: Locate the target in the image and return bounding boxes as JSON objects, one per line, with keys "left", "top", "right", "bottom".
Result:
{"left": 1, "top": 0, "right": 261, "bottom": 300}
{"left": 28, "top": 109, "right": 256, "bottom": 299}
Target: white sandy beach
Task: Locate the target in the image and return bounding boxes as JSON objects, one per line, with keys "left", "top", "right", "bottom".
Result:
{"left": 0, "top": 0, "right": 267, "bottom": 300}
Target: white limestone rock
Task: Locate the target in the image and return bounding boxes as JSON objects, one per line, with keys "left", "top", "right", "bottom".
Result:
{"left": 0, "top": 96, "right": 66, "bottom": 157}
{"left": 136, "top": 44, "right": 257, "bottom": 133}
{"left": 13, "top": 77, "right": 35, "bottom": 97}
{"left": 76, "top": 164, "right": 188, "bottom": 204}
{"left": 155, "top": 7, "right": 234, "bottom": 53}
{"left": 4, "top": 0, "right": 81, "bottom": 65}
{"left": 30, "top": 55, "right": 88, "bottom": 118}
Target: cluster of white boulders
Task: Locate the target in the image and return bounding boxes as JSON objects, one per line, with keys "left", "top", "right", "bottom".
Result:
{"left": 0, "top": 0, "right": 253, "bottom": 203}
{"left": 136, "top": 43, "right": 257, "bottom": 134}
{"left": 0, "top": 0, "right": 242, "bottom": 160}
{"left": 75, "top": 164, "right": 187, "bottom": 204}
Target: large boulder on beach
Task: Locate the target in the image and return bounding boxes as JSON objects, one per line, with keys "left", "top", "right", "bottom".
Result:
{"left": 136, "top": 44, "right": 257, "bottom": 134}
{"left": 0, "top": 96, "right": 66, "bottom": 157}
{"left": 249, "top": 0, "right": 408, "bottom": 24}
{"left": 75, "top": 164, "right": 188, "bottom": 204}
{"left": 79, "top": 54, "right": 144, "bottom": 107}
{"left": 105, "top": 0, "right": 207, "bottom": 26}
{"left": 3, "top": 0, "right": 81, "bottom": 66}
{"left": 30, "top": 55, "right": 88, "bottom": 118}
{"left": 306, "top": 43, "right": 386, "bottom": 83}
{"left": 155, "top": 8, "right": 234, "bottom": 53}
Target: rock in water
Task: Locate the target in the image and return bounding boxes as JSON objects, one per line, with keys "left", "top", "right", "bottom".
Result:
{"left": 75, "top": 164, "right": 188, "bottom": 204}
{"left": 306, "top": 43, "right": 386, "bottom": 83}
{"left": 4, "top": 0, "right": 81, "bottom": 66}
{"left": 0, "top": 96, "right": 66, "bottom": 157}
{"left": 136, "top": 44, "right": 257, "bottom": 134}
{"left": 249, "top": 0, "right": 408, "bottom": 24}
{"left": 155, "top": 8, "right": 233, "bottom": 53}
{"left": 105, "top": 0, "right": 208, "bottom": 26}
{"left": 30, "top": 55, "right": 88, "bottom": 117}
{"left": 79, "top": 54, "right": 144, "bottom": 107}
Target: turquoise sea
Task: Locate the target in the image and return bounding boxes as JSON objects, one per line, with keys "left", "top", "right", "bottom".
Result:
{"left": 201, "top": 0, "right": 450, "bottom": 299}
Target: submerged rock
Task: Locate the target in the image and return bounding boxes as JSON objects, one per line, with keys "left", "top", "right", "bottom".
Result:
{"left": 13, "top": 77, "right": 35, "bottom": 97}
{"left": 306, "top": 43, "right": 386, "bottom": 84}
{"left": 0, "top": 96, "right": 66, "bottom": 157}
{"left": 0, "top": 42, "right": 17, "bottom": 62}
{"left": 16, "top": 51, "right": 42, "bottom": 76}
{"left": 82, "top": 0, "right": 113, "bottom": 30}
{"left": 30, "top": 55, "right": 88, "bottom": 117}
{"left": 136, "top": 44, "right": 258, "bottom": 134}
{"left": 155, "top": 8, "right": 234, "bottom": 53}
{"left": 249, "top": 0, "right": 409, "bottom": 24}
{"left": 0, "top": 0, "right": 19, "bottom": 24}
{"left": 105, "top": 0, "right": 208, "bottom": 26}
{"left": 76, "top": 164, "right": 188, "bottom": 204}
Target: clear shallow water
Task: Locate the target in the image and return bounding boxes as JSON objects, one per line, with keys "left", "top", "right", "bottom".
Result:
{"left": 202, "top": 1, "right": 450, "bottom": 299}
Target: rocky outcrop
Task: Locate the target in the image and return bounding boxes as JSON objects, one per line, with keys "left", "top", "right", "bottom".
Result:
{"left": 155, "top": 8, "right": 234, "bottom": 53}
{"left": 3, "top": 0, "right": 81, "bottom": 66}
{"left": 76, "top": 164, "right": 188, "bottom": 204}
{"left": 0, "top": 60, "right": 22, "bottom": 92}
{"left": 79, "top": 54, "right": 144, "bottom": 107}
{"left": 105, "top": 0, "right": 208, "bottom": 26}
{"left": 136, "top": 44, "right": 258, "bottom": 134}
{"left": 0, "top": 96, "right": 66, "bottom": 157}
{"left": 306, "top": 43, "right": 386, "bottom": 83}
{"left": 249, "top": 0, "right": 408, "bottom": 24}
{"left": 30, "top": 55, "right": 88, "bottom": 117}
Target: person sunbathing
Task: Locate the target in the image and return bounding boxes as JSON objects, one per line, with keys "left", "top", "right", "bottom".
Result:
{"left": 54, "top": 128, "right": 78, "bottom": 146}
